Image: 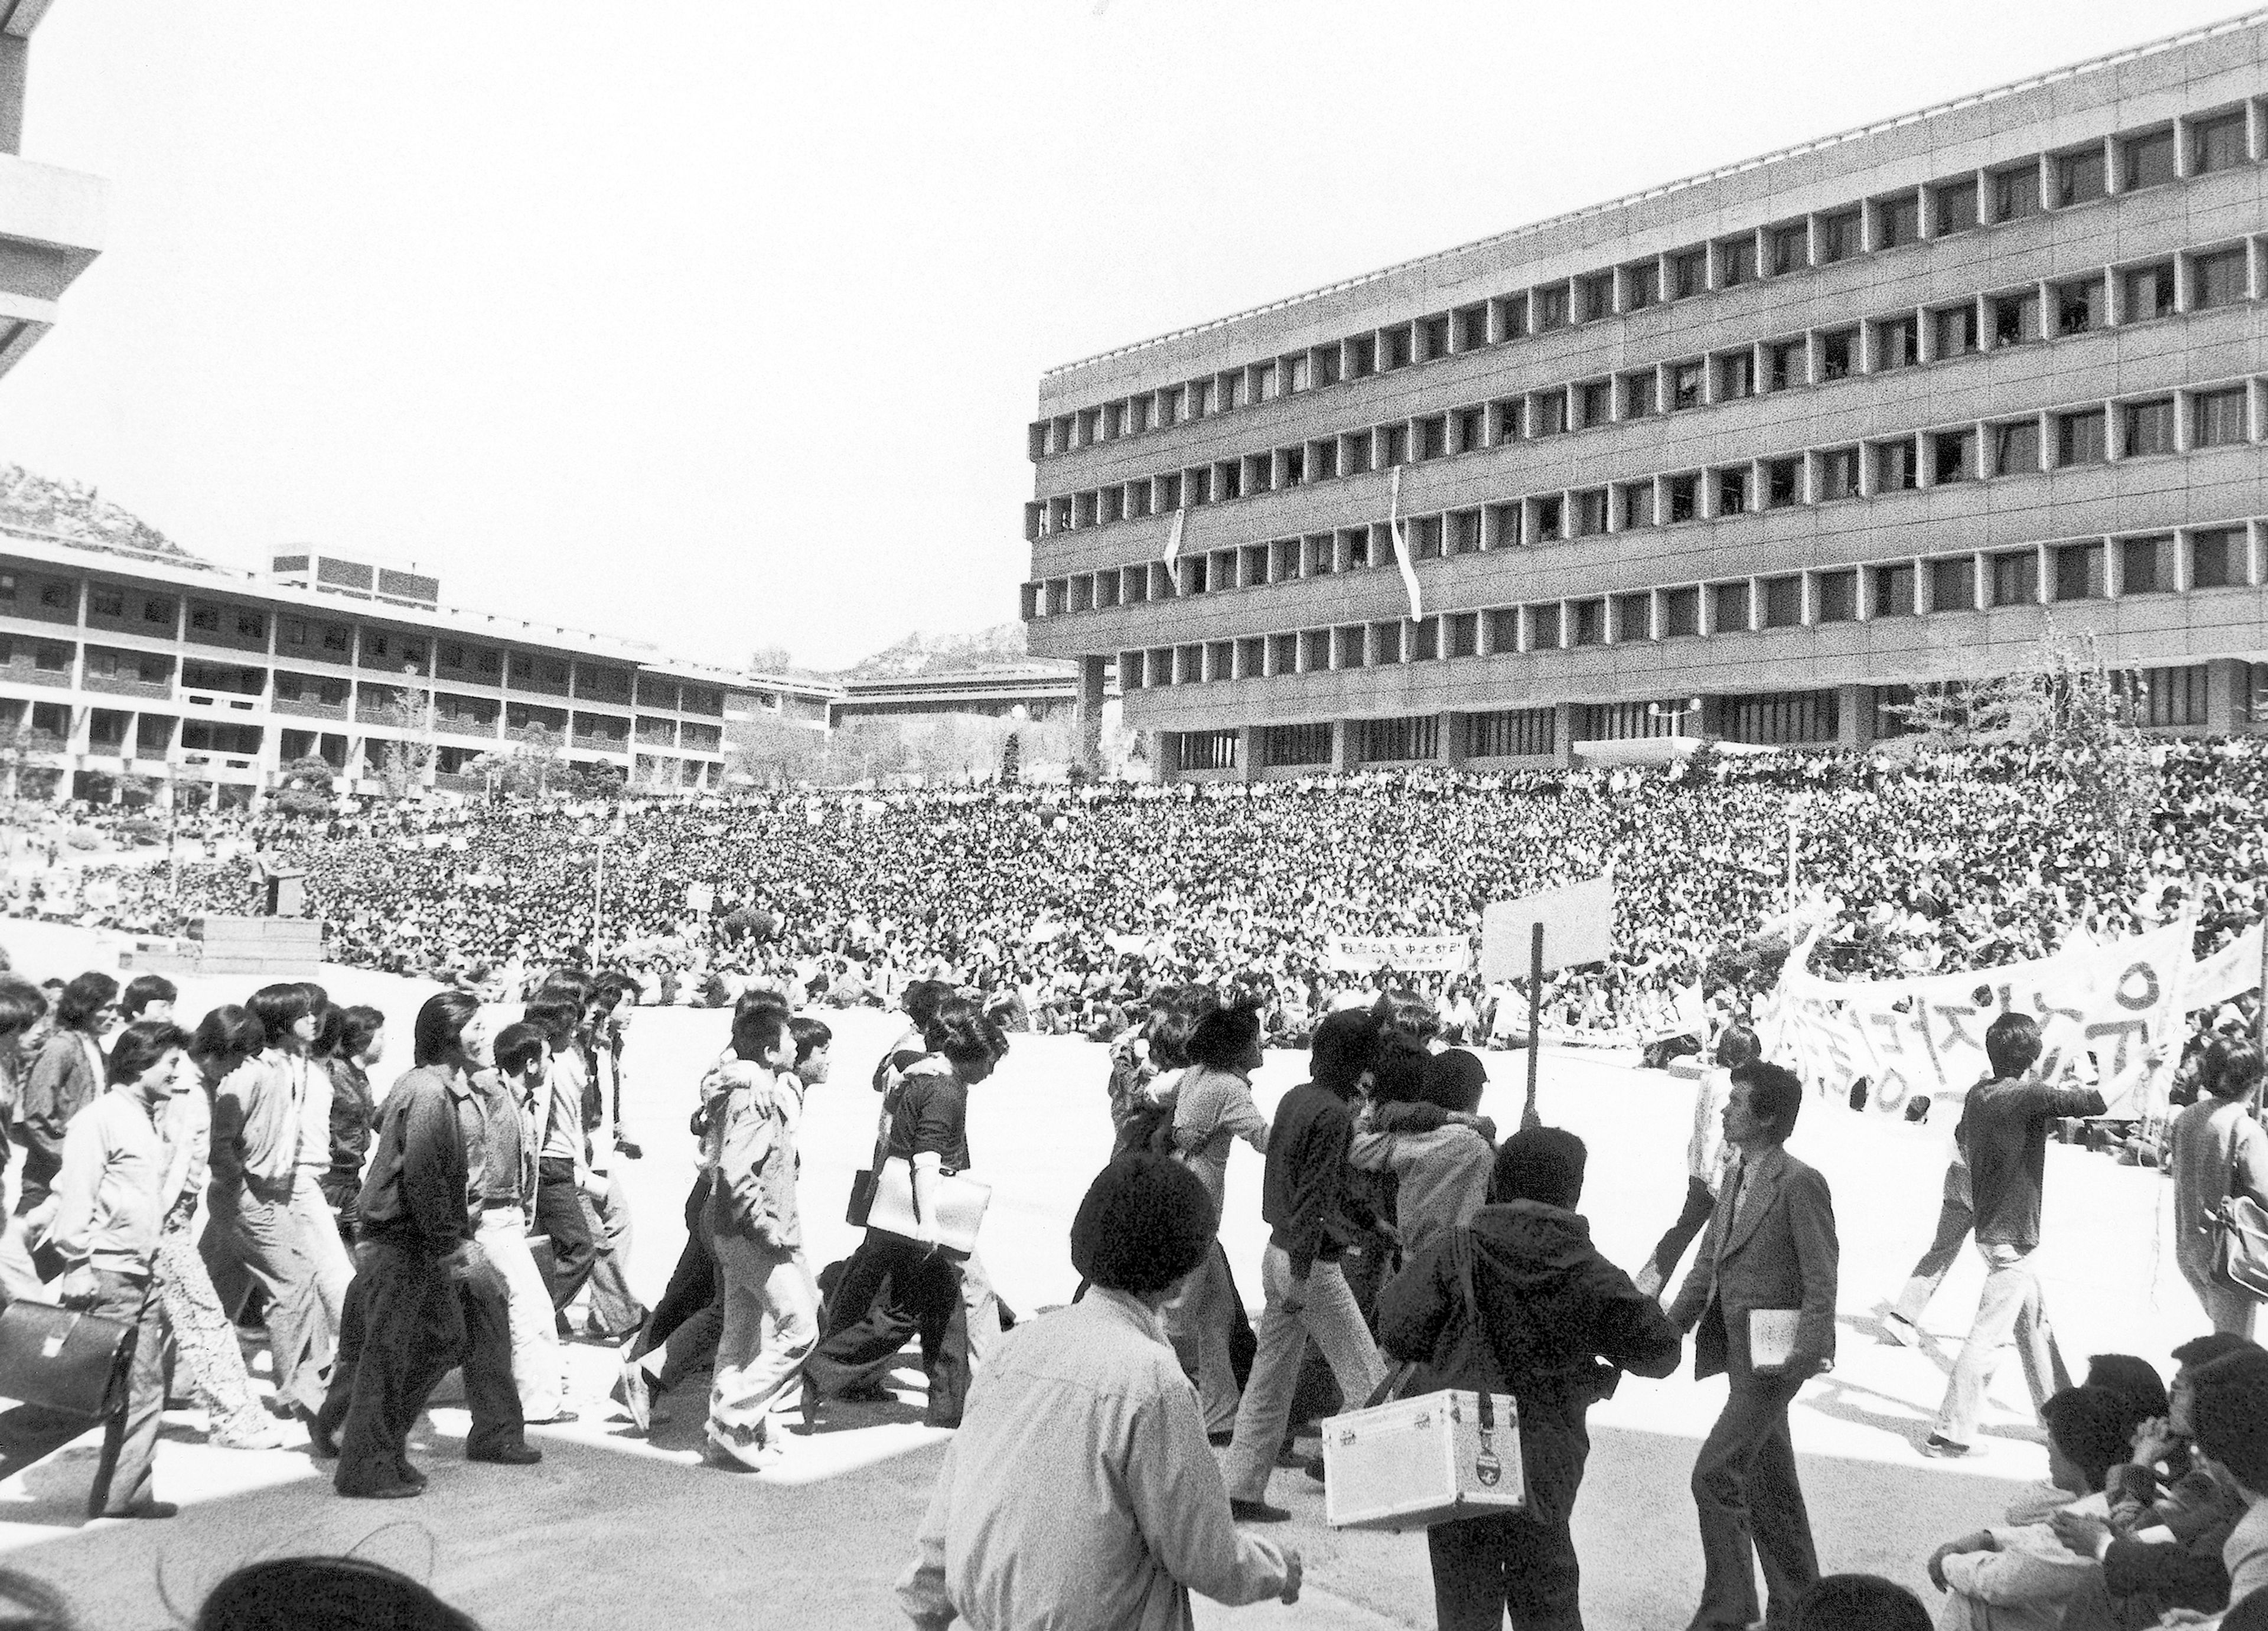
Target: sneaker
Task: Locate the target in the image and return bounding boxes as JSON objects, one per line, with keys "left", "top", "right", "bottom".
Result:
{"left": 1228, "top": 1498, "right": 1291, "bottom": 1523}
{"left": 1882, "top": 1314, "right": 1921, "bottom": 1349}
{"left": 1920, "top": 1434, "right": 1972, "bottom": 1459}
{"left": 705, "top": 1421, "right": 780, "bottom": 1473}
{"left": 212, "top": 1417, "right": 288, "bottom": 1451}
{"left": 615, "top": 1359, "right": 653, "bottom": 1434}
{"left": 615, "top": 1137, "right": 643, "bottom": 1160}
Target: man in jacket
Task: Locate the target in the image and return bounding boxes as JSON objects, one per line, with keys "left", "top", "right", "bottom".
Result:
{"left": 1924, "top": 1013, "right": 2104, "bottom": 1457}
{"left": 1669, "top": 1061, "right": 1839, "bottom": 1631}
{"left": 1378, "top": 1126, "right": 1682, "bottom": 1631}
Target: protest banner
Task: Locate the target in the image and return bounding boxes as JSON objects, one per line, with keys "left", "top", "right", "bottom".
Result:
{"left": 1325, "top": 934, "right": 1469, "bottom": 973}
{"left": 1479, "top": 875, "right": 1614, "bottom": 983}
{"left": 686, "top": 882, "right": 716, "bottom": 914}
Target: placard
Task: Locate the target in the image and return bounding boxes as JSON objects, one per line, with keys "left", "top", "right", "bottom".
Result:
{"left": 1480, "top": 875, "right": 1614, "bottom": 982}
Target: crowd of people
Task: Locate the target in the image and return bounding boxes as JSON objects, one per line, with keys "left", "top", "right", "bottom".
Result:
{"left": 6, "top": 739, "right": 2260, "bottom": 1053}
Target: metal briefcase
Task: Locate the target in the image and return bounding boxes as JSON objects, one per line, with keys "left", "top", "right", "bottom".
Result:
{"left": 1321, "top": 1388, "right": 1526, "bottom": 1532}
{"left": 0, "top": 1301, "right": 138, "bottom": 1420}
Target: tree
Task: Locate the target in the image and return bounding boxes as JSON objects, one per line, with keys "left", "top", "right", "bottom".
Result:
{"left": 999, "top": 731, "right": 1021, "bottom": 785}
{"left": 504, "top": 723, "right": 562, "bottom": 798}
{"left": 271, "top": 755, "right": 337, "bottom": 819}
{"left": 363, "top": 675, "right": 435, "bottom": 799}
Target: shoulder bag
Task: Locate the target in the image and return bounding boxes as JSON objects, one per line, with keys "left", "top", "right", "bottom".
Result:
{"left": 2212, "top": 1123, "right": 2268, "bottom": 1301}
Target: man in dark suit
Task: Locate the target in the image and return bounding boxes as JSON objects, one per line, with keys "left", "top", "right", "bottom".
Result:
{"left": 1668, "top": 1061, "right": 1839, "bottom": 1631}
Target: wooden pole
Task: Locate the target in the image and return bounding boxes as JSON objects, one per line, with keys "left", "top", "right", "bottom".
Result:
{"left": 2255, "top": 914, "right": 2267, "bottom": 1127}
{"left": 1523, "top": 919, "right": 1545, "bottom": 1131}
{"left": 1786, "top": 814, "right": 1798, "bottom": 915}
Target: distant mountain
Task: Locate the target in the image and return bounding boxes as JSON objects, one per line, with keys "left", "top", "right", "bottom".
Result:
{"left": 0, "top": 465, "right": 188, "bottom": 559}
{"left": 843, "top": 623, "right": 1047, "bottom": 679}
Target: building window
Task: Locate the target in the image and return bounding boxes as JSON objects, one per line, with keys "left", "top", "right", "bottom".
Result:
{"left": 2054, "top": 542, "right": 2106, "bottom": 601}
{"left": 2055, "top": 276, "right": 2097, "bottom": 335}
{"left": 2123, "top": 261, "right": 2176, "bottom": 321}
{"left": 1767, "top": 338, "right": 1805, "bottom": 390}
{"left": 1579, "top": 273, "right": 1614, "bottom": 322}
{"left": 1625, "top": 262, "right": 1658, "bottom": 309}
{"left": 1993, "top": 418, "right": 2041, "bottom": 475}
{"left": 1819, "top": 329, "right": 1855, "bottom": 380}
{"left": 1816, "top": 570, "right": 1857, "bottom": 623}
{"left": 2192, "top": 110, "right": 2247, "bottom": 174}
{"left": 1464, "top": 708, "right": 1554, "bottom": 759}
{"left": 2194, "top": 387, "right": 2249, "bottom": 447}
{"left": 1762, "top": 576, "right": 1802, "bottom": 627}
{"left": 1726, "top": 689, "right": 1840, "bottom": 746}
{"left": 1534, "top": 286, "right": 1568, "bottom": 330}
{"left": 1716, "top": 467, "right": 1749, "bottom": 515}
{"left": 1770, "top": 223, "right": 1807, "bottom": 276}
{"left": 2056, "top": 145, "right": 2106, "bottom": 206}
{"left": 1534, "top": 495, "right": 1564, "bottom": 540}
{"left": 1934, "top": 302, "right": 1979, "bottom": 357}
{"left": 1873, "top": 562, "right": 1915, "bottom": 617}
{"left": 1533, "top": 391, "right": 1567, "bottom": 436}
{"left": 1454, "top": 407, "right": 1485, "bottom": 454}
{"left": 1817, "top": 448, "right": 1858, "bottom": 500}
{"left": 1717, "top": 350, "right": 1755, "bottom": 399}
{"left": 1670, "top": 361, "right": 1703, "bottom": 410}
{"left": 2121, "top": 128, "right": 2176, "bottom": 191}
{"left": 1454, "top": 308, "right": 1488, "bottom": 352}
{"left": 89, "top": 588, "right": 122, "bottom": 618}
{"left": 1875, "top": 193, "right": 1918, "bottom": 248}
{"left": 2056, "top": 409, "right": 2107, "bottom": 467}
{"left": 2122, "top": 534, "right": 2173, "bottom": 594}
{"left": 1420, "top": 315, "right": 1451, "bottom": 360}
{"left": 2114, "top": 665, "right": 2209, "bottom": 728}
{"left": 1624, "top": 370, "right": 1657, "bottom": 418}
{"left": 1621, "top": 481, "right": 1656, "bottom": 529}
{"left": 325, "top": 625, "right": 350, "bottom": 653}
{"left": 1930, "top": 557, "right": 1974, "bottom": 612}
{"left": 1875, "top": 438, "right": 1917, "bottom": 491}
{"left": 1578, "top": 379, "right": 1611, "bottom": 428}
{"left": 1662, "top": 586, "right": 1700, "bottom": 637}
{"left": 1664, "top": 474, "right": 1698, "bottom": 523}
{"left": 1613, "top": 592, "right": 1651, "bottom": 640}
{"left": 1671, "top": 250, "right": 1706, "bottom": 298}
{"left": 2124, "top": 397, "right": 2175, "bottom": 457}
{"left": 1719, "top": 236, "right": 1757, "bottom": 286}
{"left": 145, "top": 598, "right": 174, "bottom": 627}
{"left": 1935, "top": 178, "right": 1979, "bottom": 234}
{"left": 1572, "top": 490, "right": 1608, "bottom": 536}
{"left": 1993, "top": 163, "right": 2041, "bottom": 220}
{"left": 2191, "top": 527, "right": 2243, "bottom": 589}
{"left": 1876, "top": 315, "right": 1918, "bottom": 369}
{"left": 1445, "top": 612, "right": 1479, "bottom": 658}
{"left": 1710, "top": 582, "right": 1750, "bottom": 633}
{"left": 1933, "top": 428, "right": 1976, "bottom": 483}
{"left": 190, "top": 605, "right": 219, "bottom": 632}
{"left": 1992, "top": 290, "right": 2039, "bottom": 348}
{"left": 1415, "top": 417, "right": 1447, "bottom": 459}
{"left": 1764, "top": 458, "right": 1801, "bottom": 508}
{"left": 1260, "top": 723, "right": 1332, "bottom": 767}
{"left": 1990, "top": 550, "right": 2038, "bottom": 606}
{"left": 2192, "top": 247, "right": 2247, "bottom": 309}
{"left": 1818, "top": 210, "right": 1859, "bottom": 264}
{"left": 1484, "top": 608, "right": 1520, "bottom": 653}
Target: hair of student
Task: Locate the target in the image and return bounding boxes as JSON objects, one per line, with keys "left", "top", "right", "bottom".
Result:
{"left": 337, "top": 1005, "right": 385, "bottom": 1061}
{"left": 592, "top": 970, "right": 640, "bottom": 1011}
{"left": 105, "top": 1020, "right": 193, "bottom": 1087}
{"left": 2188, "top": 1348, "right": 2268, "bottom": 1493}
{"left": 1377, "top": 989, "right": 1441, "bottom": 1045}
{"left": 55, "top": 972, "right": 119, "bottom": 1033}
{"left": 1310, "top": 1008, "right": 1380, "bottom": 1098}
{"left": 787, "top": 1015, "right": 832, "bottom": 1065}
{"left": 1488, "top": 1126, "right": 1587, "bottom": 1210}
{"left": 902, "top": 978, "right": 952, "bottom": 1031}
{"left": 295, "top": 981, "right": 330, "bottom": 1017}
{"left": 1984, "top": 1012, "right": 2043, "bottom": 1078}
{"left": 188, "top": 1006, "right": 266, "bottom": 1072}
{"left": 119, "top": 974, "right": 177, "bottom": 1019}
{"left": 2040, "top": 1385, "right": 2132, "bottom": 1493}
{"left": 2083, "top": 1354, "right": 2169, "bottom": 1436}
{"left": 1146, "top": 985, "right": 1218, "bottom": 1071}
{"left": 1370, "top": 1035, "right": 1432, "bottom": 1104}
{"left": 2209, "top": 1041, "right": 2264, "bottom": 1100}
{"left": 245, "top": 983, "right": 312, "bottom": 1045}
{"left": 2171, "top": 1331, "right": 2257, "bottom": 1372}
{"left": 925, "top": 996, "right": 1008, "bottom": 1070}
{"left": 730, "top": 1004, "right": 787, "bottom": 1063}
{"left": 491, "top": 1021, "right": 547, "bottom": 1078}
{"left": 191, "top": 1555, "right": 482, "bottom": 1631}
{"left": 412, "top": 991, "right": 481, "bottom": 1068}
{"left": 1068, "top": 1153, "right": 1217, "bottom": 1295}
{"left": 0, "top": 978, "right": 47, "bottom": 1042}
{"left": 732, "top": 989, "right": 789, "bottom": 1027}
{"left": 1422, "top": 1048, "right": 1488, "bottom": 1115}
{"left": 1184, "top": 1003, "right": 1262, "bottom": 1071}
{"left": 1732, "top": 1060, "right": 1804, "bottom": 1140}
{"left": 522, "top": 997, "right": 580, "bottom": 1051}
{"left": 1715, "top": 1025, "right": 1760, "bottom": 1070}
{"left": 1790, "top": 1574, "right": 1930, "bottom": 1631}
{"left": 536, "top": 967, "right": 594, "bottom": 1006}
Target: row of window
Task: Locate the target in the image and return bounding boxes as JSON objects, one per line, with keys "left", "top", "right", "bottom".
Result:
{"left": 1031, "top": 96, "right": 2263, "bottom": 459}
{"left": 1115, "top": 520, "right": 2260, "bottom": 691}
{"left": 1025, "top": 377, "right": 2264, "bottom": 619}
{"left": 1025, "top": 235, "right": 2264, "bottom": 544}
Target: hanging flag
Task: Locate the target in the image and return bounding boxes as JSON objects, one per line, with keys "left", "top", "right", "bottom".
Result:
{"left": 1387, "top": 465, "right": 1422, "bottom": 621}
{"left": 1162, "top": 505, "right": 1187, "bottom": 578}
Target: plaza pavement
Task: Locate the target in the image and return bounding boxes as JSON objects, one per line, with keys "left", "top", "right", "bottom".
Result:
{"left": 0, "top": 917, "right": 2210, "bottom": 1629}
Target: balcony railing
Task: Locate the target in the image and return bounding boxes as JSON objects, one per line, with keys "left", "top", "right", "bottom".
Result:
{"left": 272, "top": 696, "right": 349, "bottom": 721}
{"left": 0, "top": 664, "right": 71, "bottom": 689}
{"left": 571, "top": 733, "right": 631, "bottom": 755}
{"left": 19, "top": 732, "right": 68, "bottom": 755}
{"left": 82, "top": 674, "right": 173, "bottom": 700}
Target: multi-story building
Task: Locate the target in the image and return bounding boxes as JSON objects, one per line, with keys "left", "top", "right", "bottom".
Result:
{"left": 1, "top": 2, "right": 104, "bottom": 381}
{"left": 1021, "top": 15, "right": 2268, "bottom": 780}
{"left": 0, "top": 531, "right": 835, "bottom": 804}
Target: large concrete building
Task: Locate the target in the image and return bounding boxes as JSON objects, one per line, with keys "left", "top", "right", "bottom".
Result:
{"left": 0, "top": 1, "right": 103, "bottom": 382}
{"left": 1021, "top": 15, "right": 2268, "bottom": 780}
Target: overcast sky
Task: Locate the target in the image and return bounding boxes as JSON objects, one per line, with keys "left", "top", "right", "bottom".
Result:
{"left": 2, "top": 1, "right": 2247, "bottom": 671}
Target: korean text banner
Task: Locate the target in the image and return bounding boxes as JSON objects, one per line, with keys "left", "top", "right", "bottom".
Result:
{"left": 1327, "top": 934, "right": 1471, "bottom": 973}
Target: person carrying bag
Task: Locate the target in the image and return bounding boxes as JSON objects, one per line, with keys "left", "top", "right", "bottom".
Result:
{"left": 2172, "top": 1040, "right": 2268, "bottom": 1338}
{"left": 1376, "top": 1127, "right": 1682, "bottom": 1631}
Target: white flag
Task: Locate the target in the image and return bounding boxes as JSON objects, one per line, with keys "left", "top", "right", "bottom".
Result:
{"left": 1162, "top": 506, "right": 1186, "bottom": 576}
{"left": 1387, "top": 465, "right": 1422, "bottom": 621}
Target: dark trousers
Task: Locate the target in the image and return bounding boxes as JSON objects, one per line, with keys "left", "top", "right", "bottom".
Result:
{"left": 635, "top": 1176, "right": 716, "bottom": 1362}
{"left": 533, "top": 1159, "right": 597, "bottom": 1313}
{"left": 0, "top": 1271, "right": 170, "bottom": 1517}
{"left": 1688, "top": 1372, "right": 1817, "bottom": 1631}
{"left": 1429, "top": 1510, "right": 1582, "bottom": 1631}
{"left": 323, "top": 1237, "right": 462, "bottom": 1495}
{"left": 1650, "top": 1178, "right": 1719, "bottom": 1289}
{"left": 804, "top": 1232, "right": 957, "bottom": 1399}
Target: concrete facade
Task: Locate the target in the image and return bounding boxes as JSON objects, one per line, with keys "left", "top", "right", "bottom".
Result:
{"left": 1020, "top": 16, "right": 2268, "bottom": 780}
{"left": 0, "top": 2, "right": 102, "bottom": 382}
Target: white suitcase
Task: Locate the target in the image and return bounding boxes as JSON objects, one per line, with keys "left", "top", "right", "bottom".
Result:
{"left": 1320, "top": 1388, "right": 1525, "bottom": 1532}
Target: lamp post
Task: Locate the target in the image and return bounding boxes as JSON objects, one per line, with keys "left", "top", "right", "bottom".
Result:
{"left": 1647, "top": 695, "right": 1705, "bottom": 742}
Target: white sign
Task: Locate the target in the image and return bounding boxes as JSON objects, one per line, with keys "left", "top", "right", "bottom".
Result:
{"left": 686, "top": 882, "right": 716, "bottom": 914}
{"left": 1327, "top": 934, "right": 1470, "bottom": 974}
{"left": 1481, "top": 875, "right": 1614, "bottom": 981}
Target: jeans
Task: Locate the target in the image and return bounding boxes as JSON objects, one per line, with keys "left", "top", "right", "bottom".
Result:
{"left": 2175, "top": 1231, "right": 2259, "bottom": 1340}
{"left": 1689, "top": 1371, "right": 1816, "bottom": 1631}
{"left": 198, "top": 1185, "right": 333, "bottom": 1415}
{"left": 1164, "top": 1241, "right": 1239, "bottom": 1434}
{"left": 289, "top": 1177, "right": 357, "bottom": 1330}
{"left": 1892, "top": 1159, "right": 1973, "bottom": 1325}
{"left": 709, "top": 1233, "right": 819, "bottom": 1447}
{"left": 532, "top": 1160, "right": 596, "bottom": 1313}
{"left": 1933, "top": 1241, "right": 2069, "bottom": 1447}
{"left": 477, "top": 1211, "right": 563, "bottom": 1420}
{"left": 1221, "top": 1247, "right": 1385, "bottom": 1503}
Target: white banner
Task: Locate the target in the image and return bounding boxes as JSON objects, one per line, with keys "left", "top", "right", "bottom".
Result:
{"left": 2185, "top": 923, "right": 2263, "bottom": 1012}
{"left": 1327, "top": 933, "right": 1469, "bottom": 973}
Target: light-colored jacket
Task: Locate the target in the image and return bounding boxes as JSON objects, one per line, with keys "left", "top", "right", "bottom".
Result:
{"left": 47, "top": 1087, "right": 168, "bottom": 1277}
{"left": 897, "top": 1289, "right": 1289, "bottom": 1631}
{"left": 1940, "top": 1492, "right": 2108, "bottom": 1622}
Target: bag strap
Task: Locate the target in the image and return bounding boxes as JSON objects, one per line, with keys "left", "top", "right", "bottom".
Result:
{"left": 1454, "top": 1229, "right": 1504, "bottom": 1431}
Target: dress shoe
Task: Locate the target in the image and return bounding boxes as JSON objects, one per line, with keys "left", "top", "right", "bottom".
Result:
{"left": 1304, "top": 1455, "right": 1326, "bottom": 1485}
{"left": 395, "top": 1461, "right": 428, "bottom": 1488}
{"left": 305, "top": 1417, "right": 340, "bottom": 1459}
{"left": 467, "top": 1441, "right": 542, "bottom": 1466}
{"left": 1920, "top": 1433, "right": 1972, "bottom": 1459}
{"left": 838, "top": 1381, "right": 892, "bottom": 1403}
{"left": 1207, "top": 1429, "right": 1235, "bottom": 1447}
{"left": 337, "top": 1478, "right": 422, "bottom": 1500}
{"left": 615, "top": 1361, "right": 653, "bottom": 1433}
{"left": 1882, "top": 1313, "right": 1921, "bottom": 1349}
{"left": 107, "top": 1500, "right": 179, "bottom": 1520}
{"left": 1228, "top": 1498, "right": 1290, "bottom": 1523}
{"left": 527, "top": 1410, "right": 579, "bottom": 1426}
{"left": 614, "top": 1137, "right": 643, "bottom": 1160}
